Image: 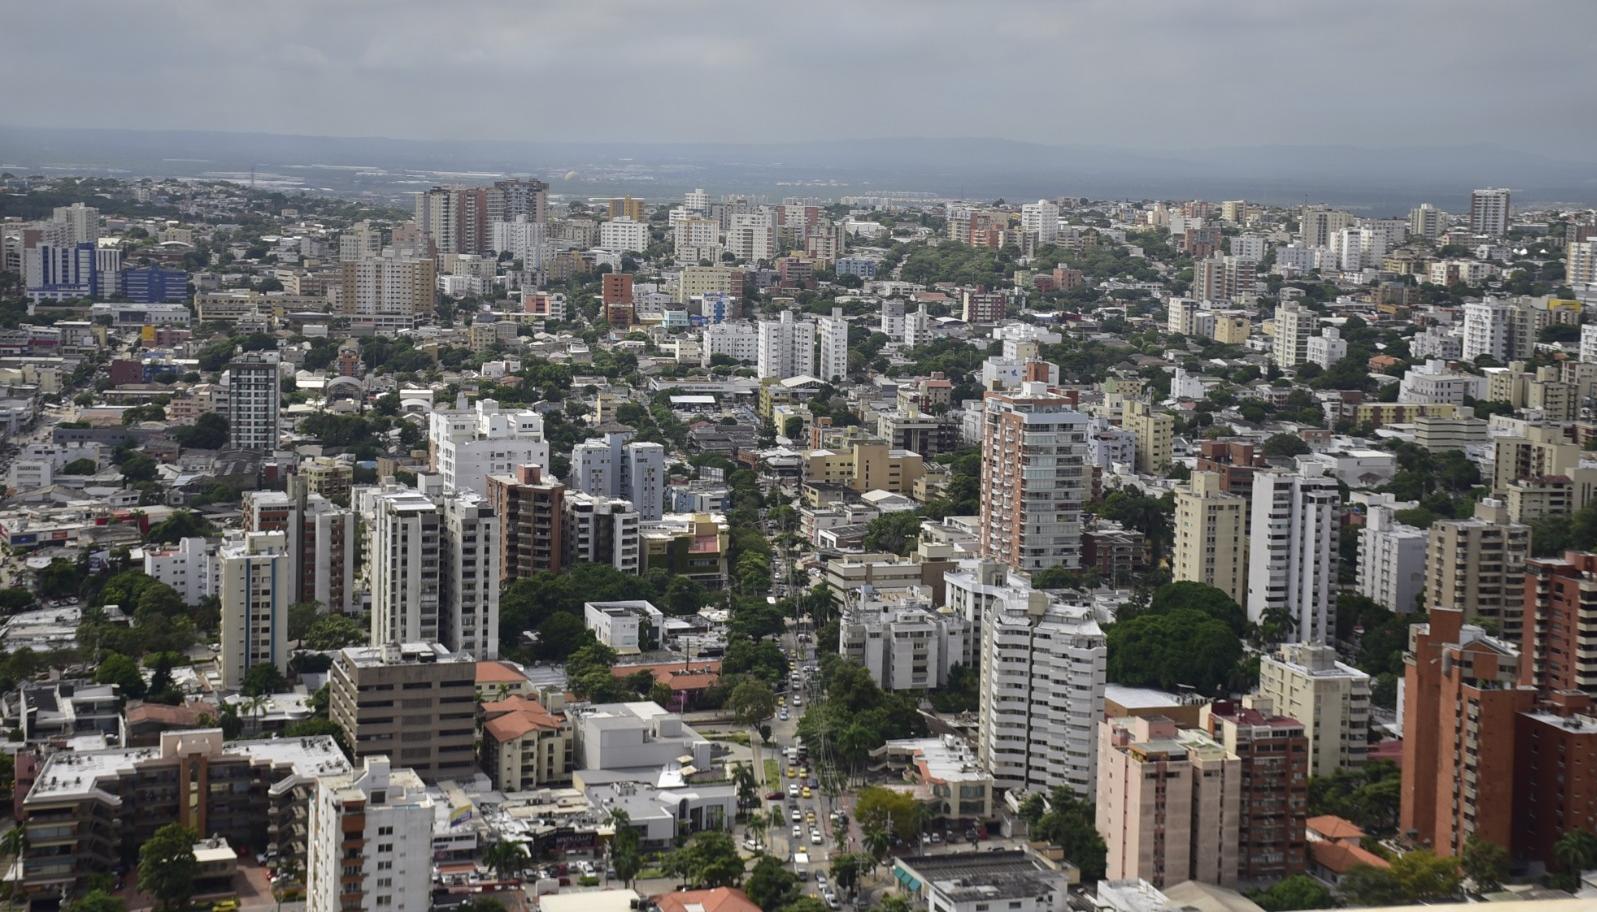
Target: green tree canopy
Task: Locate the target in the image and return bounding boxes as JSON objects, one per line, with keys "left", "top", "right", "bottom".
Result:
{"left": 138, "top": 823, "right": 200, "bottom": 912}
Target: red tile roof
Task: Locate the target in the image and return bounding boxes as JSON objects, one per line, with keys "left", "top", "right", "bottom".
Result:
{"left": 652, "top": 887, "right": 761, "bottom": 912}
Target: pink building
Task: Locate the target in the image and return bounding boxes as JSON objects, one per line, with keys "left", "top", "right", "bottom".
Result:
{"left": 1096, "top": 716, "right": 1241, "bottom": 888}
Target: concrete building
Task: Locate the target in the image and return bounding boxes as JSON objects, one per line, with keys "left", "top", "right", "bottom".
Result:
{"left": 480, "top": 693, "right": 573, "bottom": 791}
{"left": 1463, "top": 299, "right": 1532, "bottom": 363}
{"left": 1097, "top": 716, "right": 1241, "bottom": 888}
{"left": 142, "top": 536, "right": 219, "bottom": 607}
{"left": 978, "top": 383, "right": 1090, "bottom": 572}
{"left": 1408, "top": 203, "right": 1445, "bottom": 240}
{"left": 1299, "top": 207, "right": 1354, "bottom": 247}
{"left": 599, "top": 217, "right": 649, "bottom": 253}
{"left": 1492, "top": 425, "right": 1580, "bottom": 493}
{"left": 1356, "top": 505, "right": 1427, "bottom": 614}
{"left": 1424, "top": 498, "right": 1532, "bottom": 642}
{"left": 441, "top": 491, "right": 499, "bottom": 659}
{"left": 1305, "top": 327, "right": 1347, "bottom": 369}
{"left": 339, "top": 249, "right": 436, "bottom": 332}
{"left": 572, "top": 701, "right": 712, "bottom": 773}
{"left": 328, "top": 642, "right": 477, "bottom": 783}
{"left": 564, "top": 492, "right": 642, "bottom": 573}
{"left": 307, "top": 756, "right": 434, "bottom": 912}
{"left": 889, "top": 851, "right": 1073, "bottom": 912}
{"left": 977, "top": 587, "right": 1107, "bottom": 796}
{"left": 488, "top": 464, "right": 566, "bottom": 579}
{"left": 1172, "top": 471, "right": 1249, "bottom": 606}
{"left": 838, "top": 588, "right": 968, "bottom": 692}
{"left": 1257, "top": 643, "right": 1370, "bottom": 777}
{"left": 570, "top": 429, "right": 666, "bottom": 521}
{"left": 360, "top": 486, "right": 442, "bottom": 645}
{"left": 218, "top": 531, "right": 293, "bottom": 690}
{"left": 1469, "top": 188, "right": 1511, "bottom": 237}
{"left": 803, "top": 440, "right": 924, "bottom": 495}
{"left": 1271, "top": 302, "right": 1311, "bottom": 368}
{"left": 1021, "top": 199, "right": 1060, "bottom": 243}
{"left": 245, "top": 480, "right": 359, "bottom": 616}
{"left": 817, "top": 306, "right": 849, "bottom": 382}
{"left": 227, "top": 355, "right": 280, "bottom": 450}
{"left": 427, "top": 397, "right": 550, "bottom": 497}
{"left": 16, "top": 731, "right": 348, "bottom": 903}
{"left": 1412, "top": 416, "right": 1487, "bottom": 452}
{"left": 584, "top": 600, "right": 665, "bottom": 652}
{"left": 1247, "top": 469, "right": 1340, "bottom": 644}
{"left": 756, "top": 310, "right": 816, "bottom": 381}
{"left": 1400, "top": 609, "right": 1531, "bottom": 858}
{"left": 701, "top": 321, "right": 760, "bottom": 366}
{"left": 1121, "top": 400, "right": 1172, "bottom": 474}
{"left": 1201, "top": 699, "right": 1309, "bottom": 886}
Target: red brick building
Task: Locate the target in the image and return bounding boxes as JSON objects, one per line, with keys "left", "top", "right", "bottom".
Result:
{"left": 1202, "top": 699, "right": 1309, "bottom": 885}
{"left": 1522, "top": 551, "right": 1597, "bottom": 693}
{"left": 1196, "top": 440, "right": 1269, "bottom": 498}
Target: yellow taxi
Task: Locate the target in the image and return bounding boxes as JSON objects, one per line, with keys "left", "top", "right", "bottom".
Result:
{"left": 801, "top": 787, "right": 812, "bottom": 799}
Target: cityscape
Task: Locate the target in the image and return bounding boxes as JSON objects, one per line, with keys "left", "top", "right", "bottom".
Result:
{"left": 2, "top": 4, "right": 1597, "bottom": 912}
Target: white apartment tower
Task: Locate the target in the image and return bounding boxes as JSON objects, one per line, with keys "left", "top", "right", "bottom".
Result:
{"left": 569, "top": 430, "right": 665, "bottom": 521}
{"left": 362, "top": 487, "right": 442, "bottom": 645}
{"left": 977, "top": 586, "right": 1108, "bottom": 796}
{"left": 1462, "top": 300, "right": 1529, "bottom": 363}
{"left": 1247, "top": 468, "right": 1339, "bottom": 644}
{"left": 757, "top": 309, "right": 816, "bottom": 380}
{"left": 1566, "top": 239, "right": 1597, "bottom": 289}
{"left": 1469, "top": 188, "right": 1511, "bottom": 237}
{"left": 1020, "top": 199, "right": 1060, "bottom": 244}
{"left": 978, "top": 383, "right": 1090, "bottom": 572}
{"left": 1408, "top": 203, "right": 1445, "bottom": 240}
{"left": 218, "top": 531, "right": 293, "bottom": 690}
{"left": 427, "top": 397, "right": 550, "bottom": 497}
{"left": 1271, "top": 301, "right": 1312, "bottom": 369}
{"left": 307, "top": 757, "right": 434, "bottom": 912}
{"left": 1356, "top": 505, "right": 1427, "bottom": 614}
{"left": 227, "top": 356, "right": 281, "bottom": 451}
{"left": 817, "top": 307, "right": 849, "bottom": 382}
{"left": 441, "top": 493, "right": 500, "bottom": 659}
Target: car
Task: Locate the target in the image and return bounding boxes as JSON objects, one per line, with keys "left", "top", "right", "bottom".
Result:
{"left": 743, "top": 837, "right": 762, "bottom": 851}
{"left": 779, "top": 710, "right": 789, "bottom": 721}
{"left": 767, "top": 790, "right": 784, "bottom": 801}
{"left": 810, "top": 830, "right": 823, "bottom": 845}
{"left": 799, "top": 767, "right": 809, "bottom": 778}
{"left": 786, "top": 767, "right": 796, "bottom": 778}
{"left": 801, "top": 787, "right": 812, "bottom": 799}
{"left": 816, "top": 873, "right": 828, "bottom": 887}
{"left": 792, "top": 825, "right": 802, "bottom": 838}
{"left": 929, "top": 832, "right": 943, "bottom": 844}
{"left": 788, "top": 784, "right": 799, "bottom": 797}
{"left": 792, "top": 695, "right": 803, "bottom": 706}
{"left": 792, "top": 809, "right": 803, "bottom": 822}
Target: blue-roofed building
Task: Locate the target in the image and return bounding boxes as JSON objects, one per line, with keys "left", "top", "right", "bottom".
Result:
{"left": 120, "top": 267, "right": 189, "bottom": 304}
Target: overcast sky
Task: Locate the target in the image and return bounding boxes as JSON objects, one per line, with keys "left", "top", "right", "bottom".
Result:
{"left": 5, "top": 0, "right": 1594, "bottom": 151}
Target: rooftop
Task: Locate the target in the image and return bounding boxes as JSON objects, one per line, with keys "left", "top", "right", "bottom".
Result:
{"left": 340, "top": 641, "right": 470, "bottom": 668}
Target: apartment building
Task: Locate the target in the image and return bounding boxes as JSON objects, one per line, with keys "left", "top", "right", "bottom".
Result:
{"left": 1356, "top": 505, "right": 1427, "bottom": 614}
{"left": 570, "top": 429, "right": 667, "bottom": 521}
{"left": 1121, "top": 400, "right": 1172, "bottom": 474}
{"left": 426, "top": 397, "right": 551, "bottom": 498}
{"left": 1271, "top": 301, "right": 1312, "bottom": 368}
{"left": 978, "top": 383, "right": 1090, "bottom": 572}
{"left": 1172, "top": 471, "right": 1249, "bottom": 606}
{"left": 564, "top": 492, "right": 642, "bottom": 573}
{"left": 1521, "top": 551, "right": 1597, "bottom": 693}
{"left": 480, "top": 693, "right": 574, "bottom": 791}
{"left": 838, "top": 589, "right": 968, "bottom": 692}
{"left": 1247, "top": 469, "right": 1340, "bottom": 644}
{"left": 359, "top": 486, "right": 442, "bottom": 645}
{"left": 245, "top": 480, "right": 358, "bottom": 615}
{"left": 306, "top": 757, "right": 434, "bottom": 912}
{"left": 1096, "top": 716, "right": 1241, "bottom": 888}
{"left": 218, "top": 531, "right": 293, "bottom": 690}
{"left": 339, "top": 249, "right": 436, "bottom": 332}
{"left": 756, "top": 309, "right": 816, "bottom": 380}
{"left": 802, "top": 440, "right": 925, "bottom": 495}
{"left": 1201, "top": 699, "right": 1309, "bottom": 886}
{"left": 487, "top": 464, "right": 565, "bottom": 579}
{"left": 441, "top": 491, "right": 499, "bottom": 659}
{"left": 1424, "top": 498, "right": 1531, "bottom": 642}
{"left": 227, "top": 355, "right": 280, "bottom": 450}
{"left": 328, "top": 642, "right": 477, "bottom": 783}
{"left": 1257, "top": 643, "right": 1370, "bottom": 778}
{"left": 977, "top": 587, "right": 1107, "bottom": 796}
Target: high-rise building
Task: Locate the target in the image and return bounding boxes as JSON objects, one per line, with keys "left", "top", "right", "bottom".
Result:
{"left": 1356, "top": 505, "right": 1427, "bottom": 614}
{"left": 1298, "top": 206, "right": 1354, "bottom": 247}
{"left": 1201, "top": 699, "right": 1309, "bottom": 886}
{"left": 569, "top": 429, "right": 665, "bottom": 521}
{"left": 1247, "top": 469, "right": 1340, "bottom": 644}
{"left": 1173, "top": 471, "right": 1249, "bottom": 605}
{"left": 978, "top": 383, "right": 1089, "bottom": 572}
{"left": 601, "top": 272, "right": 635, "bottom": 327}
{"left": 607, "top": 196, "right": 646, "bottom": 221}
{"left": 977, "top": 586, "right": 1107, "bottom": 796}
{"left": 487, "top": 178, "right": 549, "bottom": 225}
{"left": 245, "top": 480, "right": 358, "bottom": 615}
{"left": 1462, "top": 300, "right": 1533, "bottom": 363}
{"left": 339, "top": 220, "right": 384, "bottom": 262}
{"left": 488, "top": 464, "right": 566, "bottom": 580}
{"left": 1408, "top": 203, "right": 1445, "bottom": 240}
{"left": 52, "top": 203, "right": 100, "bottom": 244}
{"left": 1521, "top": 551, "right": 1597, "bottom": 693}
{"left": 426, "top": 397, "right": 550, "bottom": 497}
{"left": 1020, "top": 199, "right": 1060, "bottom": 244}
{"left": 817, "top": 306, "right": 849, "bottom": 382}
{"left": 1096, "top": 716, "right": 1241, "bottom": 888}
{"left": 1257, "top": 642, "right": 1371, "bottom": 777}
{"left": 307, "top": 756, "right": 435, "bottom": 912}
{"left": 598, "top": 216, "right": 649, "bottom": 253}
{"left": 1424, "top": 498, "right": 1532, "bottom": 642}
{"left": 23, "top": 242, "right": 98, "bottom": 301}
{"left": 218, "top": 531, "right": 293, "bottom": 690}
{"left": 441, "top": 492, "right": 499, "bottom": 660}
{"left": 415, "top": 185, "right": 489, "bottom": 254}
{"left": 1400, "top": 608, "right": 1532, "bottom": 857}
{"left": 359, "top": 486, "right": 442, "bottom": 645}
{"left": 491, "top": 216, "right": 546, "bottom": 275}
{"left": 1121, "top": 400, "right": 1172, "bottom": 474}
{"left": 564, "top": 492, "right": 642, "bottom": 573}
{"left": 328, "top": 642, "right": 477, "bottom": 783}
{"left": 1568, "top": 239, "right": 1597, "bottom": 288}
{"left": 1271, "top": 301, "right": 1312, "bottom": 368}
{"left": 1469, "top": 188, "right": 1511, "bottom": 237}
{"left": 228, "top": 355, "right": 280, "bottom": 451}
{"left": 756, "top": 309, "right": 816, "bottom": 380}
{"left": 339, "top": 249, "right": 437, "bottom": 332}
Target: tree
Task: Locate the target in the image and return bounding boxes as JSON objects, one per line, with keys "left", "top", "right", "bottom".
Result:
{"left": 1027, "top": 787, "right": 1107, "bottom": 882}
{"left": 1261, "top": 433, "right": 1311, "bottom": 458}
{"left": 65, "top": 889, "right": 126, "bottom": 912}
{"left": 172, "top": 412, "right": 230, "bottom": 449}
{"left": 744, "top": 856, "right": 799, "bottom": 912}
{"left": 1553, "top": 829, "right": 1597, "bottom": 890}
{"left": 1389, "top": 849, "right": 1461, "bottom": 903}
{"left": 62, "top": 458, "right": 98, "bottom": 475}
{"left": 830, "top": 853, "right": 866, "bottom": 897}
{"left": 610, "top": 809, "right": 642, "bottom": 889}
{"left": 1460, "top": 835, "right": 1509, "bottom": 894}
{"left": 119, "top": 453, "right": 158, "bottom": 483}
{"left": 287, "top": 601, "right": 321, "bottom": 642}
{"left": 863, "top": 511, "right": 922, "bottom": 556}
{"left": 1247, "top": 874, "right": 1333, "bottom": 911}
{"left": 1148, "top": 581, "right": 1249, "bottom": 636}
{"left": 302, "top": 613, "right": 367, "bottom": 650}
{"left": 1106, "top": 607, "right": 1243, "bottom": 695}
{"left": 138, "top": 823, "right": 199, "bottom": 912}
{"left": 855, "top": 787, "right": 920, "bottom": 843}
{"left": 95, "top": 652, "right": 147, "bottom": 699}
{"left": 481, "top": 840, "right": 529, "bottom": 882}
{"left": 1339, "top": 865, "right": 1404, "bottom": 906}
{"left": 728, "top": 678, "right": 777, "bottom": 726}
{"left": 532, "top": 611, "right": 588, "bottom": 661}
{"left": 145, "top": 511, "right": 214, "bottom": 545}
{"left": 668, "top": 831, "right": 745, "bottom": 889}
{"left": 240, "top": 662, "right": 288, "bottom": 696}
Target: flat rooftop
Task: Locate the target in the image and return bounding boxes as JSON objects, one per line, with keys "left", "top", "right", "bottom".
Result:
{"left": 340, "top": 641, "right": 471, "bottom": 667}
{"left": 26, "top": 733, "right": 349, "bottom": 803}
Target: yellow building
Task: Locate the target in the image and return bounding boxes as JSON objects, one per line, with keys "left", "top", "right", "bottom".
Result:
{"left": 676, "top": 265, "right": 742, "bottom": 304}
{"left": 1172, "top": 471, "right": 1249, "bottom": 605}
{"left": 1211, "top": 313, "right": 1251, "bottom": 344}
{"left": 802, "top": 441, "right": 924, "bottom": 495}
{"left": 607, "top": 196, "right": 645, "bottom": 221}
{"left": 1123, "top": 400, "right": 1173, "bottom": 474}
{"left": 480, "top": 693, "right": 573, "bottom": 791}
{"left": 1353, "top": 402, "right": 1463, "bottom": 428}
{"left": 1493, "top": 425, "right": 1581, "bottom": 492}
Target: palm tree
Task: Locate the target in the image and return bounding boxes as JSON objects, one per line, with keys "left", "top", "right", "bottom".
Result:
{"left": 1, "top": 826, "right": 26, "bottom": 911}
{"left": 1553, "top": 829, "right": 1597, "bottom": 888}
{"left": 481, "top": 840, "right": 529, "bottom": 883}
